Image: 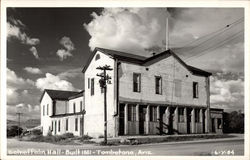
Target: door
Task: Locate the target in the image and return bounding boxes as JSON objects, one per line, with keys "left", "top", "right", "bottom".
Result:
{"left": 119, "top": 104, "right": 124, "bottom": 135}
{"left": 139, "top": 106, "right": 147, "bottom": 134}
{"left": 212, "top": 118, "right": 216, "bottom": 132}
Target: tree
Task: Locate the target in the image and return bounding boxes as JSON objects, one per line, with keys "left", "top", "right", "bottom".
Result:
{"left": 223, "top": 111, "right": 244, "bottom": 133}
{"left": 7, "top": 125, "right": 23, "bottom": 137}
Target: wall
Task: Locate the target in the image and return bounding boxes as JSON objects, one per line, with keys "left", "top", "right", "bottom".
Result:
{"left": 69, "top": 96, "right": 84, "bottom": 113}
{"left": 51, "top": 115, "right": 83, "bottom": 136}
{"left": 84, "top": 51, "right": 115, "bottom": 138}
{"left": 119, "top": 55, "right": 208, "bottom": 107}
{"left": 55, "top": 100, "right": 68, "bottom": 114}
{"left": 40, "top": 92, "right": 53, "bottom": 136}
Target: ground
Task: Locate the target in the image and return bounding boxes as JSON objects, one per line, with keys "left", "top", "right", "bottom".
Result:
{"left": 6, "top": 134, "right": 244, "bottom": 156}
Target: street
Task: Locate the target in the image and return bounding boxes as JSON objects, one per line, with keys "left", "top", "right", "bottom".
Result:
{"left": 7, "top": 138, "right": 244, "bottom": 156}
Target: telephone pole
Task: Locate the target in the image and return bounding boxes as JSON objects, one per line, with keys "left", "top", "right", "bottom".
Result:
{"left": 96, "top": 65, "right": 113, "bottom": 145}
{"left": 16, "top": 112, "right": 23, "bottom": 138}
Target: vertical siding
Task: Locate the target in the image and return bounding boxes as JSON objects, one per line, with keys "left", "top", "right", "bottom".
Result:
{"left": 40, "top": 92, "right": 53, "bottom": 136}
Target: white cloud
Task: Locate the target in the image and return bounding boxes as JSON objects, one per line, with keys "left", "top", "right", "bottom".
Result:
{"left": 84, "top": 8, "right": 168, "bottom": 55}
{"left": 56, "top": 49, "right": 72, "bottom": 61}
{"left": 210, "top": 75, "right": 244, "bottom": 111}
{"left": 35, "top": 73, "right": 76, "bottom": 91}
{"left": 24, "top": 67, "right": 42, "bottom": 74}
{"left": 56, "top": 36, "right": 75, "bottom": 61}
{"left": 57, "top": 68, "right": 82, "bottom": 80}
{"left": 29, "top": 46, "right": 39, "bottom": 59}
{"left": 7, "top": 68, "right": 35, "bottom": 105}
{"left": 7, "top": 19, "right": 40, "bottom": 45}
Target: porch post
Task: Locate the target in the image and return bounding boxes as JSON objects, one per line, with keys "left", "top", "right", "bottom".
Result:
{"left": 124, "top": 103, "right": 128, "bottom": 135}
{"left": 205, "top": 109, "right": 209, "bottom": 133}
{"left": 135, "top": 104, "right": 139, "bottom": 134}
{"left": 157, "top": 105, "right": 160, "bottom": 134}
{"left": 191, "top": 108, "right": 195, "bottom": 133}
{"left": 173, "top": 106, "right": 178, "bottom": 134}
{"left": 146, "top": 105, "right": 150, "bottom": 134}
{"left": 165, "top": 107, "right": 170, "bottom": 134}
{"left": 200, "top": 108, "right": 203, "bottom": 133}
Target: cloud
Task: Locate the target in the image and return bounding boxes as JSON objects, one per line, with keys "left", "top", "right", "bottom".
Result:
{"left": 24, "top": 67, "right": 42, "bottom": 74}
{"left": 210, "top": 75, "right": 244, "bottom": 111}
{"left": 56, "top": 36, "right": 75, "bottom": 61}
{"left": 7, "top": 68, "right": 35, "bottom": 105}
{"left": 7, "top": 18, "right": 40, "bottom": 45}
{"left": 84, "top": 8, "right": 168, "bottom": 55}
{"left": 29, "top": 46, "right": 39, "bottom": 59}
{"left": 57, "top": 68, "right": 82, "bottom": 80}
{"left": 35, "top": 73, "right": 76, "bottom": 91}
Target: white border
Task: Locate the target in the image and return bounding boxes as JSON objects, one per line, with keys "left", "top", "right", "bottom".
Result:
{"left": 1, "top": 0, "right": 249, "bottom": 160}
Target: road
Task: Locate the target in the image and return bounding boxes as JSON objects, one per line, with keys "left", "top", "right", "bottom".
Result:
{"left": 7, "top": 138, "right": 244, "bottom": 156}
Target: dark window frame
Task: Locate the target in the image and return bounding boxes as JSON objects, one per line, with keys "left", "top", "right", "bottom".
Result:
{"left": 73, "top": 102, "right": 76, "bottom": 113}
{"left": 193, "top": 82, "right": 199, "bottom": 98}
{"left": 155, "top": 76, "right": 162, "bottom": 95}
{"left": 66, "top": 118, "right": 68, "bottom": 131}
{"left": 133, "top": 73, "right": 141, "bottom": 93}
{"left": 58, "top": 120, "right": 60, "bottom": 132}
{"left": 195, "top": 108, "right": 200, "bottom": 123}
{"left": 47, "top": 104, "right": 49, "bottom": 115}
{"left": 91, "top": 78, "right": 94, "bottom": 96}
{"left": 80, "top": 101, "right": 83, "bottom": 111}
{"left": 75, "top": 118, "right": 78, "bottom": 131}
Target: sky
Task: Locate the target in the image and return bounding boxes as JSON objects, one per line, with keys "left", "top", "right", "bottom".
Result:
{"left": 6, "top": 8, "right": 244, "bottom": 122}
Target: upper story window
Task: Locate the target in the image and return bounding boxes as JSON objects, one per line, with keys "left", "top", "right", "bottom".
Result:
{"left": 80, "top": 101, "right": 83, "bottom": 111}
{"left": 155, "top": 76, "right": 162, "bottom": 95}
{"left": 193, "top": 82, "right": 199, "bottom": 98}
{"left": 47, "top": 104, "right": 49, "bottom": 115}
{"left": 43, "top": 105, "right": 45, "bottom": 116}
{"left": 88, "top": 78, "right": 90, "bottom": 89}
{"left": 91, "top": 78, "right": 95, "bottom": 96}
{"left": 133, "top": 73, "right": 141, "bottom": 92}
{"left": 73, "top": 102, "right": 76, "bottom": 113}
{"left": 174, "top": 79, "right": 182, "bottom": 97}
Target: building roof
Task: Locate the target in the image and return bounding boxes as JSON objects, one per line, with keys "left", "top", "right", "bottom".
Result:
{"left": 82, "top": 47, "right": 212, "bottom": 77}
{"left": 40, "top": 89, "right": 82, "bottom": 102}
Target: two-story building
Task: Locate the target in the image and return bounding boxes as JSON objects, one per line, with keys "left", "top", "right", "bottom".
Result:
{"left": 82, "top": 47, "right": 223, "bottom": 138}
{"left": 40, "top": 89, "right": 84, "bottom": 136}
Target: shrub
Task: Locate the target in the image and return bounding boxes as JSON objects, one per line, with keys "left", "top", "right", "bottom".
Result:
{"left": 7, "top": 125, "right": 23, "bottom": 137}
{"left": 98, "top": 135, "right": 104, "bottom": 138}
{"left": 31, "top": 129, "right": 42, "bottom": 135}
{"left": 61, "top": 133, "right": 74, "bottom": 139}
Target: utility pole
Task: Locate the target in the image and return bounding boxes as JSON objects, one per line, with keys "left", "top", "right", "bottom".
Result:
{"left": 16, "top": 112, "right": 23, "bottom": 138}
{"left": 96, "top": 65, "right": 113, "bottom": 145}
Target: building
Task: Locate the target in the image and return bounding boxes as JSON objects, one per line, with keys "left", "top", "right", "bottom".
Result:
{"left": 82, "top": 47, "right": 223, "bottom": 138}
{"left": 40, "top": 47, "right": 223, "bottom": 137}
{"left": 40, "top": 89, "right": 84, "bottom": 136}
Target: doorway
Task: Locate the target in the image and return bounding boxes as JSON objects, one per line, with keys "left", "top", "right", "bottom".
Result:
{"left": 139, "top": 106, "right": 147, "bottom": 134}
{"left": 187, "top": 108, "right": 192, "bottom": 134}
{"left": 119, "top": 104, "right": 125, "bottom": 135}
{"left": 212, "top": 118, "right": 216, "bottom": 133}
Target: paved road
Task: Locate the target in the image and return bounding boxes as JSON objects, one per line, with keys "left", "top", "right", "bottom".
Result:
{"left": 7, "top": 138, "right": 244, "bottom": 156}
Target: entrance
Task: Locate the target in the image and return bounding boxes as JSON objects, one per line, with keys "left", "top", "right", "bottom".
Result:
{"left": 212, "top": 118, "right": 216, "bottom": 132}
{"left": 139, "top": 106, "right": 147, "bottom": 134}
{"left": 187, "top": 108, "right": 192, "bottom": 134}
{"left": 119, "top": 104, "right": 125, "bottom": 135}
{"left": 168, "top": 107, "right": 174, "bottom": 134}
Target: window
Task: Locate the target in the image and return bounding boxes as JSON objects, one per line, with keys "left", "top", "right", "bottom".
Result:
{"left": 80, "top": 101, "right": 83, "bottom": 111}
{"left": 47, "top": 104, "right": 49, "bottom": 115}
{"left": 155, "top": 76, "right": 162, "bottom": 95}
{"left": 58, "top": 120, "right": 60, "bottom": 132}
{"left": 195, "top": 109, "right": 200, "bottom": 122}
{"left": 73, "top": 102, "right": 76, "bottom": 113}
{"left": 51, "top": 121, "right": 53, "bottom": 131}
{"left": 133, "top": 73, "right": 141, "bottom": 92}
{"left": 66, "top": 119, "right": 68, "bottom": 131}
{"left": 55, "top": 121, "right": 57, "bottom": 133}
{"left": 128, "top": 105, "right": 136, "bottom": 121}
{"left": 178, "top": 108, "right": 184, "bottom": 122}
{"left": 150, "top": 106, "right": 157, "bottom": 121}
{"left": 43, "top": 105, "right": 45, "bottom": 116}
{"left": 193, "top": 82, "right": 199, "bottom": 98}
{"left": 174, "top": 79, "right": 182, "bottom": 97}
{"left": 91, "top": 78, "right": 94, "bottom": 96}
{"left": 88, "top": 78, "right": 90, "bottom": 89}
{"left": 217, "top": 118, "right": 222, "bottom": 129}
{"left": 75, "top": 118, "right": 78, "bottom": 131}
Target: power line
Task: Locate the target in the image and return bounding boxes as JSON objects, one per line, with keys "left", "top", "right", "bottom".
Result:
{"left": 177, "top": 17, "right": 244, "bottom": 50}
{"left": 185, "top": 29, "right": 243, "bottom": 62}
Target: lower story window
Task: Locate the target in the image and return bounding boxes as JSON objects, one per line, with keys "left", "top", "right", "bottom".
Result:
{"left": 66, "top": 118, "right": 68, "bottom": 131}
{"left": 75, "top": 118, "right": 78, "bottom": 131}
{"left": 58, "top": 120, "right": 61, "bottom": 132}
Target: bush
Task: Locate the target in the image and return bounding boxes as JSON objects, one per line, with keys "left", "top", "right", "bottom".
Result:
{"left": 31, "top": 129, "right": 42, "bottom": 135}
{"left": 98, "top": 135, "right": 104, "bottom": 138}
{"left": 7, "top": 125, "right": 23, "bottom": 137}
